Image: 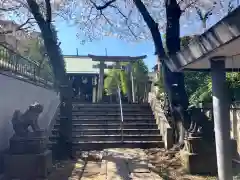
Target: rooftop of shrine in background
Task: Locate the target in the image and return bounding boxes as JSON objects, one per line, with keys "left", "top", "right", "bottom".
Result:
{"left": 64, "top": 55, "right": 147, "bottom": 74}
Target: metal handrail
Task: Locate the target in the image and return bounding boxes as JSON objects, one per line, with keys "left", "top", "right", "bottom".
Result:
{"left": 117, "top": 83, "right": 124, "bottom": 142}
{"left": 0, "top": 44, "right": 54, "bottom": 86}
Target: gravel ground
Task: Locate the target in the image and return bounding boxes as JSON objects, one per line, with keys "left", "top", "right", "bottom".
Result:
{"left": 145, "top": 148, "right": 240, "bottom": 180}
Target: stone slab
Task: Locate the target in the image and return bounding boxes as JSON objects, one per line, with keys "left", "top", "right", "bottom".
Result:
{"left": 106, "top": 159, "right": 130, "bottom": 180}
{"left": 81, "top": 161, "right": 102, "bottom": 179}
{"left": 4, "top": 150, "right": 52, "bottom": 180}
{"left": 97, "top": 160, "right": 107, "bottom": 180}
{"left": 128, "top": 160, "right": 150, "bottom": 173}
{"left": 130, "top": 172, "right": 163, "bottom": 180}
{"left": 70, "top": 159, "right": 86, "bottom": 179}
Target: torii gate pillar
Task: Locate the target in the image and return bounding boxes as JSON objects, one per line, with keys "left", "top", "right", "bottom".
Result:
{"left": 97, "top": 61, "right": 105, "bottom": 102}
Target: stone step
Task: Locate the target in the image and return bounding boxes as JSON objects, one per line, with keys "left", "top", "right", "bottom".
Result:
{"left": 50, "top": 134, "right": 162, "bottom": 142}
{"left": 71, "top": 110, "right": 153, "bottom": 115}
{"left": 72, "top": 107, "right": 152, "bottom": 112}
{"left": 72, "top": 105, "right": 151, "bottom": 110}
{"left": 67, "top": 116, "right": 154, "bottom": 121}
{"left": 72, "top": 103, "right": 150, "bottom": 107}
{"left": 72, "top": 112, "right": 154, "bottom": 118}
{"left": 50, "top": 140, "right": 164, "bottom": 151}
{"left": 56, "top": 119, "right": 156, "bottom": 124}
{"left": 52, "top": 129, "right": 160, "bottom": 135}
{"left": 71, "top": 116, "right": 155, "bottom": 120}
{"left": 54, "top": 123, "right": 158, "bottom": 129}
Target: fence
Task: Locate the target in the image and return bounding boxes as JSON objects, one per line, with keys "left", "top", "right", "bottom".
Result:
{"left": 148, "top": 88, "right": 240, "bottom": 155}
{"left": 148, "top": 92, "right": 173, "bottom": 149}
{"left": 201, "top": 103, "right": 240, "bottom": 155}
{"left": 0, "top": 44, "right": 54, "bottom": 87}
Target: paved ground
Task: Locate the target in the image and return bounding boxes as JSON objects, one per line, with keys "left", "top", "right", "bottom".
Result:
{"left": 49, "top": 148, "right": 163, "bottom": 180}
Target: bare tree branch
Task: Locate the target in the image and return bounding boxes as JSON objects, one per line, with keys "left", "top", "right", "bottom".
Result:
{"left": 0, "top": 6, "right": 22, "bottom": 11}
{"left": 181, "top": 0, "right": 200, "bottom": 13}
{"left": 0, "top": 18, "right": 34, "bottom": 35}
{"left": 90, "top": 0, "right": 116, "bottom": 11}
{"left": 109, "top": 4, "right": 137, "bottom": 39}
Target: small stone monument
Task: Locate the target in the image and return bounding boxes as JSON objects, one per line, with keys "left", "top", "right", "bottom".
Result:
{"left": 180, "top": 106, "right": 217, "bottom": 175}
{"left": 4, "top": 102, "right": 52, "bottom": 180}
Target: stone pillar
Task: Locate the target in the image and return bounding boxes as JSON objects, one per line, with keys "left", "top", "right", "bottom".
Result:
{"left": 92, "top": 76, "right": 97, "bottom": 103}
{"left": 97, "top": 61, "right": 105, "bottom": 102}
{"left": 210, "top": 57, "right": 232, "bottom": 180}
{"left": 126, "top": 64, "right": 132, "bottom": 102}
{"left": 129, "top": 63, "right": 136, "bottom": 103}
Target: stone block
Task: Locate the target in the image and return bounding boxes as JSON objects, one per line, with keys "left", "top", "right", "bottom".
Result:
{"left": 164, "top": 128, "right": 173, "bottom": 150}
{"left": 180, "top": 150, "right": 217, "bottom": 175}
{"left": 9, "top": 136, "right": 47, "bottom": 154}
{"left": 4, "top": 150, "right": 52, "bottom": 180}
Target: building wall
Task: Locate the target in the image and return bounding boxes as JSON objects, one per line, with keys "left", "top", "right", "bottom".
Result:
{"left": 0, "top": 73, "right": 60, "bottom": 151}
{"left": 230, "top": 106, "right": 240, "bottom": 157}
{"left": 64, "top": 56, "right": 114, "bottom": 74}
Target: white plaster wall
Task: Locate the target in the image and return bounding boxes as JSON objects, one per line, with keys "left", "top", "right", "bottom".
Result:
{"left": 0, "top": 73, "right": 60, "bottom": 151}
{"left": 230, "top": 106, "right": 240, "bottom": 156}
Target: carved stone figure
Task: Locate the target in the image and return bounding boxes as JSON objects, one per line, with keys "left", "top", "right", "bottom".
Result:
{"left": 186, "top": 105, "right": 215, "bottom": 143}
{"left": 11, "top": 102, "right": 44, "bottom": 137}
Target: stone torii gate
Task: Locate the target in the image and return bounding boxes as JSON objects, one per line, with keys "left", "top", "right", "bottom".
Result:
{"left": 167, "top": 6, "right": 240, "bottom": 180}
{"left": 88, "top": 54, "right": 147, "bottom": 103}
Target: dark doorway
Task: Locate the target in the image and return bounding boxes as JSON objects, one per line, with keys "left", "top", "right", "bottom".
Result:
{"left": 68, "top": 73, "right": 98, "bottom": 103}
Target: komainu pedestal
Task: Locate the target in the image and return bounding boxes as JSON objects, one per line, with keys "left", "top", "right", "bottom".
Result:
{"left": 4, "top": 102, "right": 52, "bottom": 180}
{"left": 4, "top": 150, "right": 52, "bottom": 180}
{"left": 9, "top": 131, "right": 48, "bottom": 154}
{"left": 180, "top": 136, "right": 217, "bottom": 175}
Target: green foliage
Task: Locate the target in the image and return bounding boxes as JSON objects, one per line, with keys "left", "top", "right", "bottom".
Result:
{"left": 119, "top": 70, "right": 128, "bottom": 95}
{"left": 187, "top": 74, "right": 212, "bottom": 105}
{"left": 132, "top": 59, "right": 149, "bottom": 99}
{"left": 104, "top": 59, "right": 148, "bottom": 100}
{"left": 185, "top": 71, "right": 240, "bottom": 105}
{"left": 18, "top": 37, "right": 54, "bottom": 81}
{"left": 104, "top": 68, "right": 122, "bottom": 95}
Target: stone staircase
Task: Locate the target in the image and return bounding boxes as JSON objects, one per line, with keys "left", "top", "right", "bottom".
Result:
{"left": 50, "top": 103, "right": 164, "bottom": 151}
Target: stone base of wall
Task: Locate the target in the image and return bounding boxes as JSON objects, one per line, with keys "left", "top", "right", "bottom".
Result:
{"left": 180, "top": 150, "right": 217, "bottom": 175}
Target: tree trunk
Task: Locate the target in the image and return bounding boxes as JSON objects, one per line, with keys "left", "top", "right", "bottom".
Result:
{"left": 27, "top": 0, "right": 72, "bottom": 159}
{"left": 41, "top": 26, "right": 73, "bottom": 158}
{"left": 163, "top": 0, "right": 191, "bottom": 145}
{"left": 133, "top": 0, "right": 191, "bottom": 145}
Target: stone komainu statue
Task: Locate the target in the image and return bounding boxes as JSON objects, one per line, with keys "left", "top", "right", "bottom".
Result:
{"left": 187, "top": 105, "right": 215, "bottom": 143}
{"left": 11, "top": 102, "right": 44, "bottom": 137}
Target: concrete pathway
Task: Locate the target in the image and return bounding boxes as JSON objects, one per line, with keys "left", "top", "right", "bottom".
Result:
{"left": 49, "top": 148, "right": 163, "bottom": 180}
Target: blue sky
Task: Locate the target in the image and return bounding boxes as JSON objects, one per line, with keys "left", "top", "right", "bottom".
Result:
{"left": 56, "top": 20, "right": 201, "bottom": 70}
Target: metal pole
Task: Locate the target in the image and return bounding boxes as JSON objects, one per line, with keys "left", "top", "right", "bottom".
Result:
{"left": 211, "top": 57, "right": 232, "bottom": 180}
{"left": 117, "top": 84, "right": 124, "bottom": 142}
{"left": 131, "top": 71, "right": 136, "bottom": 103}
{"left": 115, "top": 62, "right": 124, "bottom": 142}
{"left": 105, "top": 48, "right": 108, "bottom": 56}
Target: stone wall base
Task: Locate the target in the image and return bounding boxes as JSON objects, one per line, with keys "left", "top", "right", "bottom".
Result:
{"left": 4, "top": 150, "right": 52, "bottom": 180}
